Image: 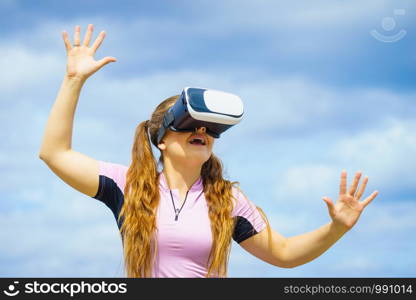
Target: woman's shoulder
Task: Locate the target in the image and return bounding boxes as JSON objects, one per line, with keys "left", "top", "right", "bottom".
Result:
{"left": 97, "top": 160, "right": 129, "bottom": 191}
{"left": 230, "top": 185, "right": 255, "bottom": 212}
{"left": 230, "top": 184, "right": 267, "bottom": 235}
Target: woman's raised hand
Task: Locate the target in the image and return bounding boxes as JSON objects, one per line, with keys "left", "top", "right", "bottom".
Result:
{"left": 322, "top": 170, "right": 379, "bottom": 231}
{"left": 62, "top": 24, "right": 116, "bottom": 80}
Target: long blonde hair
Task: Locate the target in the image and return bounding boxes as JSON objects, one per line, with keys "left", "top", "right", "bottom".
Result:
{"left": 118, "top": 95, "right": 271, "bottom": 277}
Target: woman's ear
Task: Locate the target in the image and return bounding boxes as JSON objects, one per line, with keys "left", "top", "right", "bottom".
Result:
{"left": 157, "top": 141, "right": 166, "bottom": 151}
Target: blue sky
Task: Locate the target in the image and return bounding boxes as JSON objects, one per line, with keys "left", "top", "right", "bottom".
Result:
{"left": 0, "top": 0, "right": 415, "bottom": 277}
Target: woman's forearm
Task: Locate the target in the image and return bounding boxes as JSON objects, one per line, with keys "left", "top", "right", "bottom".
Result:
{"left": 39, "top": 75, "right": 86, "bottom": 159}
{"left": 282, "top": 221, "right": 348, "bottom": 268}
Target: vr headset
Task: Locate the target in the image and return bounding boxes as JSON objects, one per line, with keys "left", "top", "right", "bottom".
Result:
{"left": 156, "top": 87, "right": 244, "bottom": 145}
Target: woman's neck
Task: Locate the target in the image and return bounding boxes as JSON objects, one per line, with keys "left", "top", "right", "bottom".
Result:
{"left": 162, "top": 159, "right": 202, "bottom": 194}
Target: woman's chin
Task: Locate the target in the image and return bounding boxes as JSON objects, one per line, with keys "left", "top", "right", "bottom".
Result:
{"left": 184, "top": 152, "right": 211, "bottom": 165}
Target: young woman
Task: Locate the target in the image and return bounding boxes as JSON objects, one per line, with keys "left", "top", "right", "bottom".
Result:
{"left": 39, "top": 24, "right": 379, "bottom": 278}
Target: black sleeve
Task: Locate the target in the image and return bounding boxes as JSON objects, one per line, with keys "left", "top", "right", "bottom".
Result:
{"left": 232, "top": 216, "right": 260, "bottom": 243}
{"left": 231, "top": 187, "right": 267, "bottom": 244}
{"left": 93, "top": 175, "right": 125, "bottom": 228}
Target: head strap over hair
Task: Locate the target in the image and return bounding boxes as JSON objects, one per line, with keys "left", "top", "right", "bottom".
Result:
{"left": 144, "top": 120, "right": 154, "bottom": 146}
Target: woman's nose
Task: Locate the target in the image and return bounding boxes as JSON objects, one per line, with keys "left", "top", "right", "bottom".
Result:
{"left": 196, "top": 127, "right": 206, "bottom": 133}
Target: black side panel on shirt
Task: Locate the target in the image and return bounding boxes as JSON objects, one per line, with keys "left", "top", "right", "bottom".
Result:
{"left": 232, "top": 216, "right": 258, "bottom": 243}
{"left": 93, "top": 175, "right": 125, "bottom": 229}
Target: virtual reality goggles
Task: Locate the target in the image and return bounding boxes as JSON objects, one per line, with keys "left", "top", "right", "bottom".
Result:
{"left": 156, "top": 87, "right": 244, "bottom": 145}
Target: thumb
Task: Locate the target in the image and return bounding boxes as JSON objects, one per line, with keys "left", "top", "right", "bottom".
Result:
{"left": 322, "top": 196, "right": 335, "bottom": 216}
{"left": 97, "top": 56, "right": 117, "bottom": 68}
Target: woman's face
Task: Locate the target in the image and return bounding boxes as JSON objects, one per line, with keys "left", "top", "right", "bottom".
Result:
{"left": 157, "top": 127, "right": 215, "bottom": 166}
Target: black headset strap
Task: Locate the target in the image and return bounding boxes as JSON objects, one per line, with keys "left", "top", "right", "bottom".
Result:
{"left": 156, "top": 110, "right": 175, "bottom": 145}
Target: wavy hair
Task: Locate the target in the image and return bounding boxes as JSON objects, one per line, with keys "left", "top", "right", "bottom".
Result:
{"left": 118, "top": 95, "right": 271, "bottom": 277}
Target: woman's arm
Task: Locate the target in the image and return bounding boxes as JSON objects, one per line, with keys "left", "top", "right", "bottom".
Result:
{"left": 239, "top": 170, "right": 378, "bottom": 268}
{"left": 39, "top": 24, "right": 116, "bottom": 197}
{"left": 240, "top": 220, "right": 347, "bottom": 268}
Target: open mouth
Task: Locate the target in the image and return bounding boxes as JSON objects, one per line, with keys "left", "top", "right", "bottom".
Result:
{"left": 188, "top": 135, "right": 207, "bottom": 146}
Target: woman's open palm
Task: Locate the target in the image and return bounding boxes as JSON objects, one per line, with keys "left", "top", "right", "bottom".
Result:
{"left": 322, "top": 170, "right": 379, "bottom": 231}
{"left": 62, "top": 24, "right": 116, "bottom": 80}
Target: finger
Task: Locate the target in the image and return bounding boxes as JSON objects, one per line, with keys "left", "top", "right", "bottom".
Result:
{"left": 361, "top": 190, "right": 379, "bottom": 208}
{"left": 339, "top": 169, "right": 347, "bottom": 195}
{"left": 322, "top": 196, "right": 335, "bottom": 216}
{"left": 348, "top": 171, "right": 362, "bottom": 196}
{"left": 91, "top": 31, "right": 106, "bottom": 53}
{"left": 96, "top": 56, "right": 117, "bottom": 69}
{"left": 355, "top": 176, "right": 368, "bottom": 200}
{"left": 82, "top": 24, "right": 94, "bottom": 46}
{"left": 62, "top": 31, "right": 72, "bottom": 51}
{"left": 74, "top": 25, "right": 81, "bottom": 46}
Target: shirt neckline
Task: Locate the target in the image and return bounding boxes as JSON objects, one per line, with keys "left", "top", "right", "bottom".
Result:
{"left": 158, "top": 172, "right": 203, "bottom": 192}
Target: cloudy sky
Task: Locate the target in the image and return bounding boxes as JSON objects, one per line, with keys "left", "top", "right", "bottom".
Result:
{"left": 0, "top": 0, "right": 415, "bottom": 277}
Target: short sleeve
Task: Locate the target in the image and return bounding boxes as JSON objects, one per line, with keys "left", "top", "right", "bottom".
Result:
{"left": 93, "top": 160, "right": 128, "bottom": 225}
{"left": 231, "top": 187, "right": 267, "bottom": 243}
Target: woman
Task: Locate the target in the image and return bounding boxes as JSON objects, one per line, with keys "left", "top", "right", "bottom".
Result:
{"left": 39, "top": 24, "right": 379, "bottom": 278}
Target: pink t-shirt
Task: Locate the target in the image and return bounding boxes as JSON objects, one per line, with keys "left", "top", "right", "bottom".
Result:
{"left": 93, "top": 161, "right": 267, "bottom": 277}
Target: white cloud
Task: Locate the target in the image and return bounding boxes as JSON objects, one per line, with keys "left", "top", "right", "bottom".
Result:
{"left": 187, "top": 0, "right": 388, "bottom": 30}
{"left": 264, "top": 115, "right": 415, "bottom": 210}
{"left": 0, "top": 184, "right": 125, "bottom": 276}
{"left": 273, "top": 164, "right": 337, "bottom": 204}
{"left": 359, "top": 200, "right": 416, "bottom": 233}
{"left": 0, "top": 45, "right": 63, "bottom": 95}
{"left": 330, "top": 118, "right": 416, "bottom": 190}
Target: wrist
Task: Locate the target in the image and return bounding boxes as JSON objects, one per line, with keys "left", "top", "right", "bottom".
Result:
{"left": 64, "top": 73, "right": 88, "bottom": 84}
{"left": 330, "top": 221, "right": 350, "bottom": 235}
